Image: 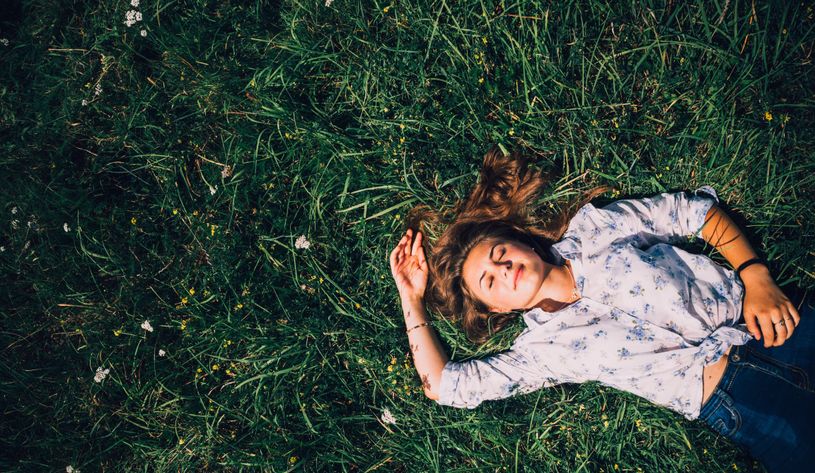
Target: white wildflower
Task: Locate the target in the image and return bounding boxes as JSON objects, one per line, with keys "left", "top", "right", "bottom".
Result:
{"left": 220, "top": 165, "right": 232, "bottom": 178}
{"left": 141, "top": 320, "right": 154, "bottom": 332}
{"left": 130, "top": 0, "right": 140, "bottom": 7}
{"left": 295, "top": 235, "right": 311, "bottom": 250}
{"left": 209, "top": 185, "right": 217, "bottom": 195}
{"left": 0, "top": 246, "right": 5, "bottom": 252}
{"left": 94, "top": 367, "right": 110, "bottom": 383}
{"left": 66, "top": 466, "right": 80, "bottom": 473}
{"left": 0, "top": 38, "right": 9, "bottom": 46}
{"left": 158, "top": 349, "right": 166, "bottom": 357}
{"left": 64, "top": 223, "right": 71, "bottom": 232}
{"left": 11, "top": 206, "right": 18, "bottom": 214}
{"left": 22, "top": 241, "right": 30, "bottom": 251}
{"left": 81, "top": 99, "right": 88, "bottom": 106}
{"left": 325, "top": 0, "right": 333, "bottom": 6}
{"left": 94, "top": 83, "right": 102, "bottom": 96}
{"left": 140, "top": 29, "right": 147, "bottom": 37}
{"left": 381, "top": 408, "right": 397, "bottom": 425}
{"left": 11, "top": 220, "right": 19, "bottom": 230}
{"left": 124, "top": 10, "right": 140, "bottom": 27}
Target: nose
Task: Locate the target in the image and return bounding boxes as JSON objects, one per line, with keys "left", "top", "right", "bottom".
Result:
{"left": 492, "top": 259, "right": 512, "bottom": 283}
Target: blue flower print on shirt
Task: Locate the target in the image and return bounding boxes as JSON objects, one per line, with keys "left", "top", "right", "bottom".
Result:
{"left": 599, "top": 365, "right": 617, "bottom": 376}
{"left": 600, "top": 291, "right": 614, "bottom": 305}
{"left": 607, "top": 277, "right": 621, "bottom": 290}
{"left": 618, "top": 347, "right": 632, "bottom": 359}
{"left": 570, "top": 337, "right": 588, "bottom": 351}
{"left": 627, "top": 322, "right": 655, "bottom": 342}
{"left": 630, "top": 284, "right": 645, "bottom": 297}
{"left": 587, "top": 317, "right": 601, "bottom": 325}
{"left": 639, "top": 253, "right": 657, "bottom": 268}
{"left": 594, "top": 329, "right": 608, "bottom": 338}
{"left": 622, "top": 257, "right": 633, "bottom": 273}
{"left": 653, "top": 274, "right": 668, "bottom": 290}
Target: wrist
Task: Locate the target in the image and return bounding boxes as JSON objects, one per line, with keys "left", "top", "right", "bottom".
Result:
{"left": 739, "top": 262, "right": 770, "bottom": 284}
{"left": 400, "top": 293, "right": 425, "bottom": 308}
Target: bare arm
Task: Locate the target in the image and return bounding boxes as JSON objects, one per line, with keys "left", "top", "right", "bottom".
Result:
{"left": 402, "top": 295, "right": 449, "bottom": 399}
{"left": 700, "top": 205, "right": 801, "bottom": 346}
{"left": 389, "top": 228, "right": 449, "bottom": 399}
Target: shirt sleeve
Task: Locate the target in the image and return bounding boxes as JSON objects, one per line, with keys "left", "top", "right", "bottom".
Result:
{"left": 593, "top": 185, "right": 719, "bottom": 246}
{"left": 435, "top": 345, "right": 557, "bottom": 409}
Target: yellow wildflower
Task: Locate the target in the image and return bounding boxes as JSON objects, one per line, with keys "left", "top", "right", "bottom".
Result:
{"left": 178, "top": 438, "right": 185, "bottom": 445}
{"left": 210, "top": 224, "right": 216, "bottom": 236}
{"left": 181, "top": 296, "right": 188, "bottom": 305}
{"left": 212, "top": 364, "right": 220, "bottom": 371}
{"left": 180, "top": 319, "right": 189, "bottom": 330}
{"left": 764, "top": 111, "right": 773, "bottom": 121}
{"left": 508, "top": 128, "right": 515, "bottom": 136}
{"left": 188, "top": 288, "right": 195, "bottom": 295}
{"left": 399, "top": 123, "right": 405, "bottom": 130}
{"left": 130, "top": 217, "right": 137, "bottom": 225}
{"left": 196, "top": 368, "right": 202, "bottom": 373}
{"left": 482, "top": 36, "right": 488, "bottom": 45}
{"left": 289, "top": 456, "right": 298, "bottom": 464}
{"left": 387, "top": 365, "right": 394, "bottom": 372}
{"left": 192, "top": 210, "right": 199, "bottom": 216}
{"left": 113, "top": 328, "right": 122, "bottom": 337}
{"left": 235, "top": 303, "right": 243, "bottom": 310}
{"left": 399, "top": 137, "right": 405, "bottom": 144}
{"left": 355, "top": 303, "right": 361, "bottom": 309}
{"left": 383, "top": 6, "right": 390, "bottom": 13}
{"left": 478, "top": 77, "right": 484, "bottom": 84}
{"left": 172, "top": 208, "right": 178, "bottom": 215}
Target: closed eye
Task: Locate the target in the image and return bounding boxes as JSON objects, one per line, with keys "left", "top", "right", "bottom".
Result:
{"left": 488, "top": 248, "right": 506, "bottom": 289}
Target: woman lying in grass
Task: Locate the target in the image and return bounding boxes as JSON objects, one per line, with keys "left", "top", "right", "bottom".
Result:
{"left": 389, "top": 147, "right": 813, "bottom": 473}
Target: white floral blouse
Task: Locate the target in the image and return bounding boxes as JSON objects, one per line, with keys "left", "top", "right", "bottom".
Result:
{"left": 436, "top": 186, "right": 755, "bottom": 420}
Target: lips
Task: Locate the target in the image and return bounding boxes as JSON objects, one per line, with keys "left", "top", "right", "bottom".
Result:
{"left": 513, "top": 265, "right": 523, "bottom": 289}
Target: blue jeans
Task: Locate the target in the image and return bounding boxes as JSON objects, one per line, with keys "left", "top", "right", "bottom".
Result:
{"left": 699, "top": 294, "right": 815, "bottom": 472}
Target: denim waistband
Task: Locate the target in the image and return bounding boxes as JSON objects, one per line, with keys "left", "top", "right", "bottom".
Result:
{"left": 698, "top": 345, "right": 742, "bottom": 422}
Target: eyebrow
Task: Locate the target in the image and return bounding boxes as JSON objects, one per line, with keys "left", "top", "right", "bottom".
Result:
{"left": 478, "top": 243, "right": 498, "bottom": 290}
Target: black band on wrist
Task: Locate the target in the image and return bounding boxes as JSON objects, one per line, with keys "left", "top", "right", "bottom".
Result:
{"left": 735, "top": 258, "right": 765, "bottom": 279}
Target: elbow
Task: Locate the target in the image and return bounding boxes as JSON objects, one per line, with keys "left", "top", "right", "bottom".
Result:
{"left": 425, "top": 389, "right": 440, "bottom": 401}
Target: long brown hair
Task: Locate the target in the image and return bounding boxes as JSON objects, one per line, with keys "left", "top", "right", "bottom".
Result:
{"left": 406, "top": 146, "right": 609, "bottom": 346}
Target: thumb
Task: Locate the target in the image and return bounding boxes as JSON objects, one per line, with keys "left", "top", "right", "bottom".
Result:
{"left": 744, "top": 313, "right": 761, "bottom": 340}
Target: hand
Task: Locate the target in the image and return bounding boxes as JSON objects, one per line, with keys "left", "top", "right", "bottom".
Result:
{"left": 389, "top": 228, "right": 428, "bottom": 301}
{"left": 740, "top": 265, "right": 801, "bottom": 348}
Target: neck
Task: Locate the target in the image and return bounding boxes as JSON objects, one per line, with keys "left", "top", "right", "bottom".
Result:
{"left": 530, "top": 262, "right": 577, "bottom": 311}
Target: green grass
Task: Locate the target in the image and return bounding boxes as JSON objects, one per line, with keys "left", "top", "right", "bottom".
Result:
{"left": 1, "top": 0, "right": 814, "bottom": 471}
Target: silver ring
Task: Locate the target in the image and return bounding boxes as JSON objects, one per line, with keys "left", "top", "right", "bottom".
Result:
{"left": 774, "top": 320, "right": 786, "bottom": 327}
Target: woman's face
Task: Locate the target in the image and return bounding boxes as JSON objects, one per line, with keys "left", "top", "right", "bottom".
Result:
{"left": 461, "top": 237, "right": 552, "bottom": 313}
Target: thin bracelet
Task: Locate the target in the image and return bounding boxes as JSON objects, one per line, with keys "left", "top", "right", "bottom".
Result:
{"left": 406, "top": 322, "right": 432, "bottom": 334}
{"left": 735, "top": 257, "right": 765, "bottom": 279}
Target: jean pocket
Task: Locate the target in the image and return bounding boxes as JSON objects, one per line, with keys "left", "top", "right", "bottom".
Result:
{"left": 703, "top": 391, "right": 742, "bottom": 438}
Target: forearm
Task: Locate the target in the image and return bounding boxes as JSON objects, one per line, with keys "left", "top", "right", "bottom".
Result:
{"left": 401, "top": 296, "right": 450, "bottom": 400}
{"left": 700, "top": 205, "right": 770, "bottom": 283}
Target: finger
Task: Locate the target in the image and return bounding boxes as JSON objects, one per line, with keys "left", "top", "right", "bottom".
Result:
{"left": 756, "top": 314, "right": 776, "bottom": 348}
{"left": 403, "top": 230, "right": 413, "bottom": 257}
{"left": 783, "top": 306, "right": 796, "bottom": 339}
{"left": 788, "top": 301, "right": 801, "bottom": 328}
{"left": 418, "top": 245, "right": 427, "bottom": 269}
{"left": 744, "top": 312, "right": 761, "bottom": 340}
{"left": 772, "top": 317, "right": 788, "bottom": 347}
{"left": 411, "top": 230, "right": 422, "bottom": 256}
{"left": 389, "top": 245, "right": 398, "bottom": 268}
